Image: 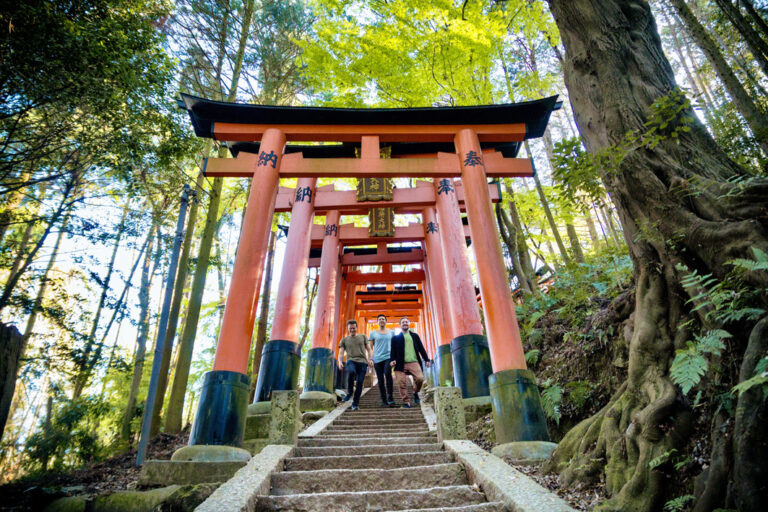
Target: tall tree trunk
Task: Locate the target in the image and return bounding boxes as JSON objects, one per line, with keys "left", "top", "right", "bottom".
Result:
{"left": 150, "top": 176, "right": 201, "bottom": 436}
{"left": 72, "top": 202, "right": 130, "bottom": 400}
{"left": 668, "top": 0, "right": 768, "bottom": 151}
{"left": 0, "top": 323, "right": 23, "bottom": 440}
{"left": 296, "top": 273, "right": 318, "bottom": 352}
{"left": 713, "top": 0, "right": 768, "bottom": 77}
{"left": 21, "top": 213, "right": 70, "bottom": 345}
{"left": 163, "top": 177, "right": 222, "bottom": 433}
{"left": 1, "top": 212, "right": 70, "bottom": 440}
{"left": 566, "top": 223, "right": 586, "bottom": 263}
{"left": 5, "top": 182, "right": 48, "bottom": 286}
{"left": 163, "top": 0, "right": 255, "bottom": 432}
{"left": 119, "top": 223, "right": 158, "bottom": 442}
{"left": 658, "top": 4, "right": 717, "bottom": 124}
{"left": 601, "top": 203, "right": 622, "bottom": 245}
{"left": 543, "top": 2, "right": 768, "bottom": 511}
{"left": 585, "top": 210, "right": 600, "bottom": 249}
{"left": 503, "top": 182, "right": 538, "bottom": 289}
{"left": 248, "top": 229, "right": 276, "bottom": 402}
{"left": 531, "top": 170, "right": 570, "bottom": 263}
{"left": 0, "top": 171, "right": 31, "bottom": 243}
{"left": 0, "top": 173, "right": 79, "bottom": 312}
{"left": 496, "top": 203, "right": 534, "bottom": 295}
{"left": 739, "top": 0, "right": 768, "bottom": 40}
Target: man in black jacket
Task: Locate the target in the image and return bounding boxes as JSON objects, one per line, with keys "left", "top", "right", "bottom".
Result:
{"left": 389, "top": 317, "right": 431, "bottom": 408}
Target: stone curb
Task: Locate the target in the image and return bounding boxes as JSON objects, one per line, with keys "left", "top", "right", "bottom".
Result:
{"left": 194, "top": 444, "right": 293, "bottom": 512}
{"left": 420, "top": 399, "right": 437, "bottom": 433}
{"left": 443, "top": 440, "right": 576, "bottom": 512}
{"left": 298, "top": 386, "right": 370, "bottom": 438}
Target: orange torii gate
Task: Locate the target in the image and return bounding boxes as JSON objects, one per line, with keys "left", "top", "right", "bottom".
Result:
{"left": 178, "top": 93, "right": 558, "bottom": 457}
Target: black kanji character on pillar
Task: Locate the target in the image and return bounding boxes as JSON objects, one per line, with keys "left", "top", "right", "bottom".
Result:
{"left": 437, "top": 178, "right": 455, "bottom": 195}
{"left": 258, "top": 150, "right": 278, "bottom": 168}
{"left": 325, "top": 224, "right": 338, "bottom": 237}
{"left": 463, "top": 150, "right": 482, "bottom": 167}
{"left": 426, "top": 221, "right": 439, "bottom": 234}
{"left": 295, "top": 186, "right": 312, "bottom": 203}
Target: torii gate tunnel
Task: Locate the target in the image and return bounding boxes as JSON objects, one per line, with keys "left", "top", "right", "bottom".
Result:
{"left": 179, "top": 94, "right": 560, "bottom": 451}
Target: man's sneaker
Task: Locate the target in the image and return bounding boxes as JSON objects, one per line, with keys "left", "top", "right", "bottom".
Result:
{"left": 387, "top": 400, "right": 396, "bottom": 407}
{"left": 342, "top": 395, "right": 352, "bottom": 402}
{"left": 380, "top": 401, "right": 389, "bottom": 408}
{"left": 401, "top": 403, "right": 411, "bottom": 408}
{"left": 350, "top": 405, "right": 359, "bottom": 411}
{"left": 413, "top": 393, "right": 421, "bottom": 405}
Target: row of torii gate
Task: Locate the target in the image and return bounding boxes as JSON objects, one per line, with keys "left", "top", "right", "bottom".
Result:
{"left": 179, "top": 94, "right": 559, "bottom": 452}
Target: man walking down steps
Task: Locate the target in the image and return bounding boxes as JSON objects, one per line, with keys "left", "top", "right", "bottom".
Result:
{"left": 255, "top": 385, "right": 506, "bottom": 511}
{"left": 338, "top": 319, "right": 371, "bottom": 411}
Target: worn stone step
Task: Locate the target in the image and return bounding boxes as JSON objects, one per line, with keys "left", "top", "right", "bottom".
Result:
{"left": 337, "top": 415, "right": 424, "bottom": 421}
{"left": 333, "top": 419, "right": 426, "bottom": 426}
{"left": 389, "top": 503, "right": 506, "bottom": 512}
{"left": 255, "top": 485, "right": 488, "bottom": 511}
{"left": 325, "top": 424, "right": 426, "bottom": 431}
{"left": 327, "top": 422, "right": 425, "bottom": 428}
{"left": 298, "top": 435, "right": 436, "bottom": 447}
{"left": 338, "top": 413, "right": 425, "bottom": 419}
{"left": 270, "top": 463, "right": 465, "bottom": 495}
{"left": 294, "top": 443, "right": 441, "bottom": 457}
{"left": 318, "top": 426, "right": 430, "bottom": 437}
{"left": 283, "top": 451, "right": 453, "bottom": 471}
{"left": 317, "top": 430, "right": 430, "bottom": 439}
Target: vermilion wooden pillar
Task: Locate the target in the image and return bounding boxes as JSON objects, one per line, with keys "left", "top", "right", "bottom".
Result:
{"left": 189, "top": 128, "right": 285, "bottom": 450}
{"left": 253, "top": 177, "right": 316, "bottom": 403}
{"left": 422, "top": 207, "right": 456, "bottom": 388}
{"left": 433, "top": 178, "right": 493, "bottom": 398}
{"left": 456, "top": 128, "right": 549, "bottom": 443}
{"left": 304, "top": 210, "right": 341, "bottom": 395}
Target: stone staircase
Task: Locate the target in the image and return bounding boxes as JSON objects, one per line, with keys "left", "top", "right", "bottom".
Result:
{"left": 254, "top": 386, "right": 506, "bottom": 511}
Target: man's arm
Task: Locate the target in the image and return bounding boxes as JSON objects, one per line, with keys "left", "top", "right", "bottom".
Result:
{"left": 366, "top": 338, "right": 374, "bottom": 367}
{"left": 415, "top": 334, "right": 431, "bottom": 365}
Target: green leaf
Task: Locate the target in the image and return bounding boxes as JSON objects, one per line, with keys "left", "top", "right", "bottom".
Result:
{"left": 670, "top": 345, "right": 708, "bottom": 395}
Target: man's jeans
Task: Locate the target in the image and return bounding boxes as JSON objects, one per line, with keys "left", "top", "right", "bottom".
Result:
{"left": 346, "top": 360, "right": 367, "bottom": 406}
{"left": 373, "top": 358, "right": 394, "bottom": 403}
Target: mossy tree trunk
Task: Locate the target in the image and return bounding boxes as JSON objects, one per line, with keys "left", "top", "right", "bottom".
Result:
{"left": 543, "top": 1, "right": 768, "bottom": 510}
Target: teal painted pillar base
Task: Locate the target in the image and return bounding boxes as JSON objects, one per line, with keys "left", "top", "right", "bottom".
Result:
{"left": 435, "top": 344, "right": 454, "bottom": 387}
{"left": 253, "top": 340, "right": 300, "bottom": 403}
{"left": 489, "top": 368, "right": 550, "bottom": 443}
{"left": 450, "top": 334, "right": 492, "bottom": 398}
{"left": 189, "top": 370, "right": 250, "bottom": 446}
{"left": 303, "top": 347, "right": 335, "bottom": 394}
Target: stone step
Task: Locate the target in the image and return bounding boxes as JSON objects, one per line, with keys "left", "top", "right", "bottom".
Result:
{"left": 338, "top": 412, "right": 425, "bottom": 418}
{"left": 328, "top": 419, "right": 427, "bottom": 430}
{"left": 325, "top": 424, "right": 427, "bottom": 431}
{"left": 256, "top": 485, "right": 489, "bottom": 511}
{"left": 298, "top": 435, "right": 436, "bottom": 447}
{"left": 283, "top": 451, "right": 453, "bottom": 471}
{"left": 317, "top": 430, "right": 430, "bottom": 439}
{"left": 294, "top": 443, "right": 442, "bottom": 457}
{"left": 318, "top": 427, "right": 430, "bottom": 437}
{"left": 333, "top": 419, "right": 426, "bottom": 426}
{"left": 270, "top": 463, "right": 465, "bottom": 495}
{"left": 337, "top": 414, "right": 424, "bottom": 421}
{"left": 389, "top": 503, "right": 506, "bottom": 512}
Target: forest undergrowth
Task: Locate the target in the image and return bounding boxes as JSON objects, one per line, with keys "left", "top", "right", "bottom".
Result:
{"left": 467, "top": 247, "right": 725, "bottom": 511}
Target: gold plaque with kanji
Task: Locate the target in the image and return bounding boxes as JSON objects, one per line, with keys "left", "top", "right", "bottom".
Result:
{"left": 356, "top": 177, "right": 393, "bottom": 201}
{"left": 369, "top": 207, "right": 395, "bottom": 237}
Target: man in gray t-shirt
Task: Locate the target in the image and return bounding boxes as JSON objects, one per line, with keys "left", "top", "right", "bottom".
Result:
{"left": 369, "top": 314, "right": 395, "bottom": 407}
